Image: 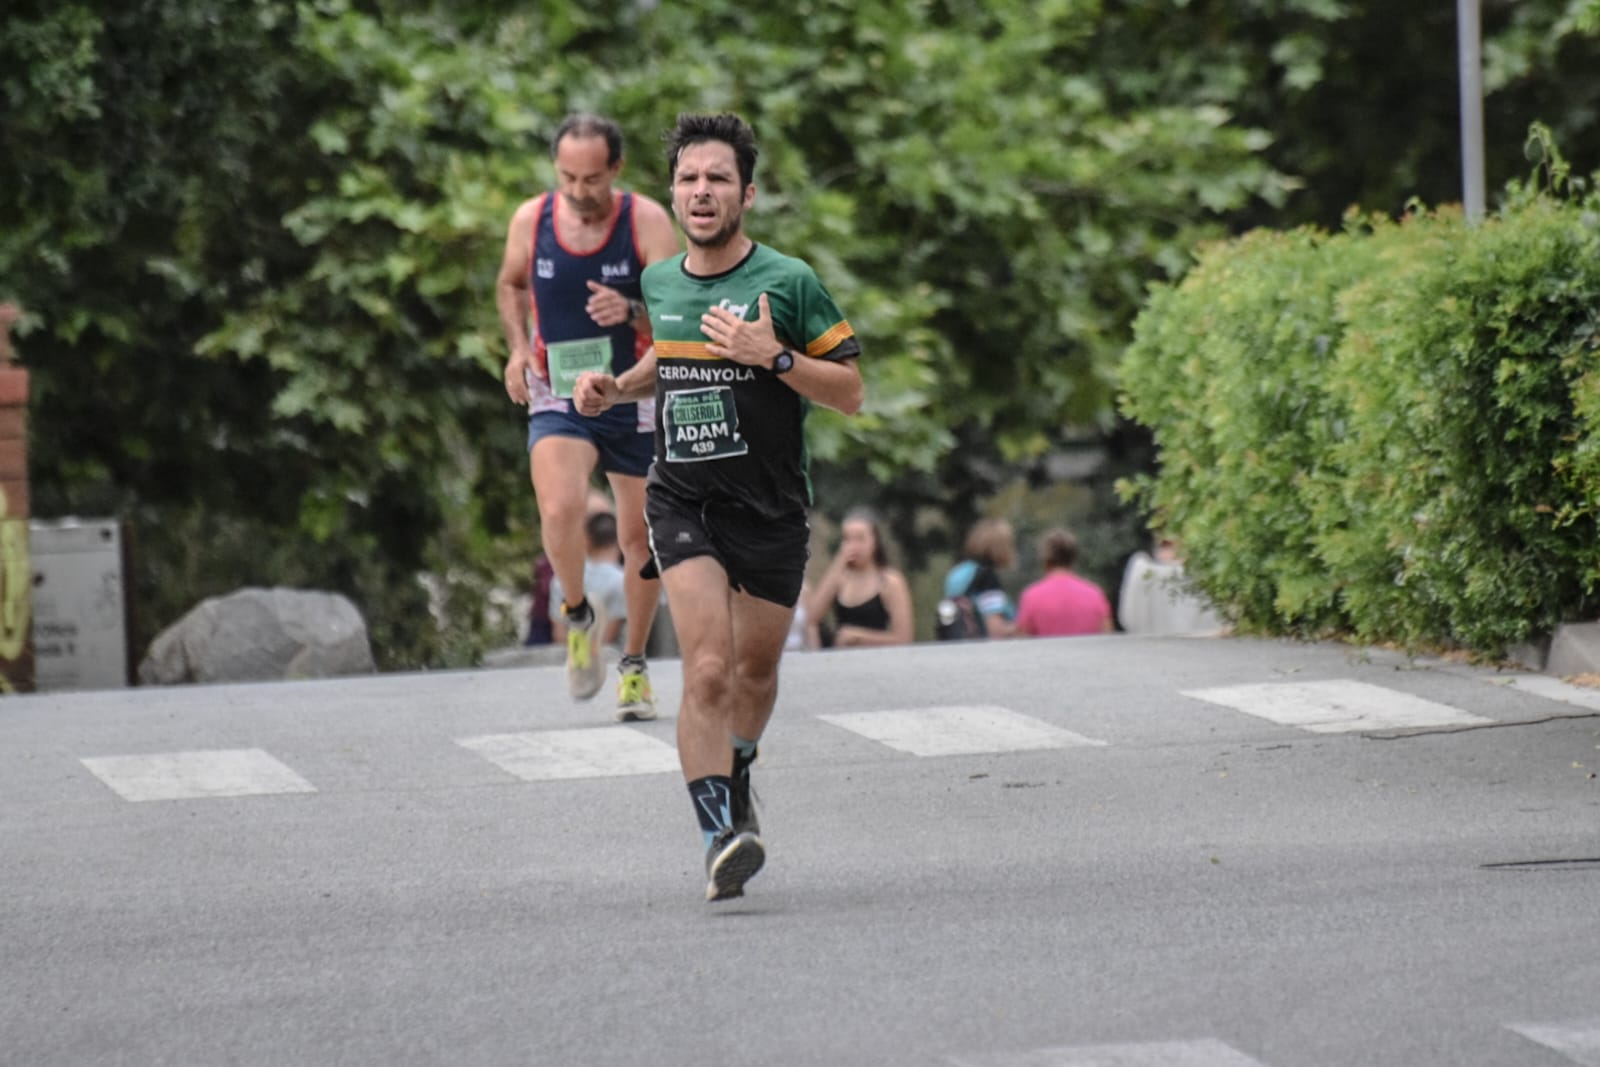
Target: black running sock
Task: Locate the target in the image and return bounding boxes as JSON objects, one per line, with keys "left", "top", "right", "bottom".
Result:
{"left": 562, "top": 597, "right": 593, "bottom": 628}
{"left": 728, "top": 736, "right": 759, "bottom": 834}
{"left": 688, "top": 775, "right": 735, "bottom": 849}
{"left": 731, "top": 735, "right": 759, "bottom": 779}
{"left": 619, "top": 653, "right": 647, "bottom": 673}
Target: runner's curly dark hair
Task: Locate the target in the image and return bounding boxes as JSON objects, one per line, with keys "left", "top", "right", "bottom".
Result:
{"left": 666, "top": 112, "right": 758, "bottom": 188}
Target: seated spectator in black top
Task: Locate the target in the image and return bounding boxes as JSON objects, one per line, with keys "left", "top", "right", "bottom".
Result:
{"left": 805, "top": 508, "right": 914, "bottom": 648}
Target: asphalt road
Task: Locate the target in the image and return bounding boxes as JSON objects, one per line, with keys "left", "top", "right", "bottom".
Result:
{"left": 3, "top": 634, "right": 1598, "bottom": 1066}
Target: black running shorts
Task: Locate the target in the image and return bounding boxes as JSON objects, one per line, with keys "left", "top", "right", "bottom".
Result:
{"left": 644, "top": 488, "right": 810, "bottom": 608}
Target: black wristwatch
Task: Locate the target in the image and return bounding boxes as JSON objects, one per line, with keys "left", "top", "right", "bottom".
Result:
{"left": 770, "top": 348, "right": 795, "bottom": 375}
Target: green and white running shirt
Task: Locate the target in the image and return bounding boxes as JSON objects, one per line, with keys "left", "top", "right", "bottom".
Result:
{"left": 641, "top": 243, "right": 860, "bottom": 517}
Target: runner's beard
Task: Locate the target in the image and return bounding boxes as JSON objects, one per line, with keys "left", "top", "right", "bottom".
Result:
{"left": 686, "top": 211, "right": 743, "bottom": 250}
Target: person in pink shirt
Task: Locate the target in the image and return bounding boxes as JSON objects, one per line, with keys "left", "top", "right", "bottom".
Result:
{"left": 1016, "top": 528, "right": 1114, "bottom": 637}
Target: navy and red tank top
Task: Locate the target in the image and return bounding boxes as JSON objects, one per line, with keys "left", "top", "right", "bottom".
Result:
{"left": 526, "top": 192, "right": 652, "bottom": 427}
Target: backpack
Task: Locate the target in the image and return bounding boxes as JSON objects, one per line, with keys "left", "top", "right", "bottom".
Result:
{"left": 935, "top": 592, "right": 987, "bottom": 640}
{"left": 935, "top": 563, "right": 992, "bottom": 641}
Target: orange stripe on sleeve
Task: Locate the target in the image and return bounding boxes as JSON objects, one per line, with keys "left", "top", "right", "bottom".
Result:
{"left": 805, "top": 321, "right": 856, "bottom": 357}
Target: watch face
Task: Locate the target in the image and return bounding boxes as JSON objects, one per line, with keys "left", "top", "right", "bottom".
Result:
{"left": 774, "top": 351, "right": 794, "bottom": 373}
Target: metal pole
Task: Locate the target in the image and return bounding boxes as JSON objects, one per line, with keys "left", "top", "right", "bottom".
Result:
{"left": 1458, "top": 0, "right": 1487, "bottom": 223}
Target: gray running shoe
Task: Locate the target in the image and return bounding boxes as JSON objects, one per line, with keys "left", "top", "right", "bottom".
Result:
{"left": 564, "top": 600, "right": 606, "bottom": 701}
{"left": 705, "top": 828, "right": 765, "bottom": 902}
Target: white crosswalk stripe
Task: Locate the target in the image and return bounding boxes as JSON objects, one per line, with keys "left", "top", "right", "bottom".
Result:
{"left": 1506, "top": 1018, "right": 1600, "bottom": 1065}
{"left": 81, "top": 748, "right": 317, "bottom": 802}
{"left": 820, "top": 706, "right": 1107, "bottom": 757}
{"left": 457, "top": 726, "right": 679, "bottom": 781}
{"left": 1182, "top": 679, "right": 1491, "bottom": 733}
{"left": 947, "top": 1038, "right": 1270, "bottom": 1066}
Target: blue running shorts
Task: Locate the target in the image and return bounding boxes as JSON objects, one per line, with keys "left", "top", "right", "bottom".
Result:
{"left": 527, "top": 410, "right": 654, "bottom": 478}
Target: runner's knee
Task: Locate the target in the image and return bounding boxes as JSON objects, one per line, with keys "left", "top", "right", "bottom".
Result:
{"left": 535, "top": 486, "right": 585, "bottom": 531}
{"left": 684, "top": 652, "right": 733, "bottom": 711}
{"left": 617, "top": 523, "right": 651, "bottom": 568}
{"left": 734, "top": 656, "right": 779, "bottom": 695}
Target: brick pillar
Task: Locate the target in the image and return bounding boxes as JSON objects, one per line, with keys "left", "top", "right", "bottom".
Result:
{"left": 0, "top": 303, "right": 32, "bottom": 693}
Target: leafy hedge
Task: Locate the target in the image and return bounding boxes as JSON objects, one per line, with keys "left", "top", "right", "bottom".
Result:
{"left": 1120, "top": 144, "right": 1600, "bottom": 656}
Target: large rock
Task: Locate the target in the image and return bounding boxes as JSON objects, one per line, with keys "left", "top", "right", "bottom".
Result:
{"left": 138, "top": 587, "right": 375, "bottom": 685}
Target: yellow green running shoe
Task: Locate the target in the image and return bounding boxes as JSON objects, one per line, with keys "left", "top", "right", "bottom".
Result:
{"left": 615, "top": 662, "right": 656, "bottom": 722}
{"left": 564, "top": 600, "right": 606, "bottom": 701}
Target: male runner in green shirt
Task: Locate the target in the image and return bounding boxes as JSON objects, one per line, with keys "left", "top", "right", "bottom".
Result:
{"left": 575, "top": 112, "right": 864, "bottom": 902}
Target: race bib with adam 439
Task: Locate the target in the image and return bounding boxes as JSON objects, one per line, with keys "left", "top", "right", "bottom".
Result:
{"left": 662, "top": 386, "right": 748, "bottom": 463}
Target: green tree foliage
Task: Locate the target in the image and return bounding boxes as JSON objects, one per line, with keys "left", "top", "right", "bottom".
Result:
{"left": 1, "top": 1, "right": 308, "bottom": 515}
{"left": 1, "top": 0, "right": 1596, "bottom": 667}
{"left": 192, "top": 5, "right": 553, "bottom": 664}
{"left": 1172, "top": 0, "right": 1600, "bottom": 227}
{"left": 1, "top": 2, "right": 552, "bottom": 666}
{"left": 596, "top": 0, "right": 1318, "bottom": 566}
{"left": 0, "top": 1, "right": 368, "bottom": 652}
